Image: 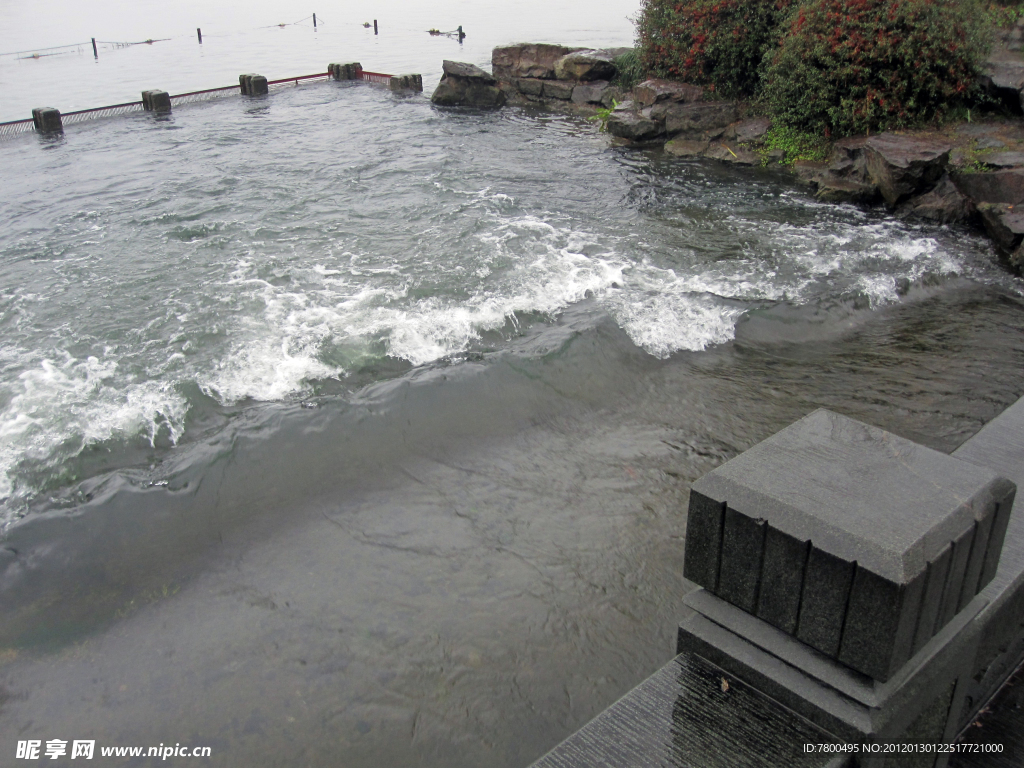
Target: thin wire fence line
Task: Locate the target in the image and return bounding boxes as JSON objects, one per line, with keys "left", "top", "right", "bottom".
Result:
{"left": 1, "top": 15, "right": 466, "bottom": 59}
{"left": 0, "top": 69, "right": 394, "bottom": 140}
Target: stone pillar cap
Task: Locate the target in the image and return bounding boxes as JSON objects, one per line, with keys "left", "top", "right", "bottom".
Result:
{"left": 693, "top": 409, "right": 1014, "bottom": 583}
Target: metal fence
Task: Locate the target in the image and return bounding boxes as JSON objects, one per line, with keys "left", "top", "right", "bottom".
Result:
{"left": 0, "top": 68, "right": 393, "bottom": 141}
{"left": 62, "top": 101, "right": 145, "bottom": 126}
{"left": 0, "top": 119, "right": 34, "bottom": 139}
{"left": 359, "top": 70, "right": 392, "bottom": 85}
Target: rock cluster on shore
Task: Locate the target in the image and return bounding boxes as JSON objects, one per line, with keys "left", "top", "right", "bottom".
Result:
{"left": 428, "top": 42, "right": 1024, "bottom": 274}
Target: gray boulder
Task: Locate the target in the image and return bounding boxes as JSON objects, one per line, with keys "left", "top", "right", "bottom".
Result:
{"left": 662, "top": 102, "right": 740, "bottom": 138}
{"left": 814, "top": 173, "right": 879, "bottom": 204}
{"left": 665, "top": 138, "right": 709, "bottom": 158}
{"left": 952, "top": 168, "right": 1024, "bottom": 205}
{"left": 515, "top": 78, "right": 545, "bottom": 97}
{"left": 724, "top": 117, "right": 772, "bottom": 145}
{"left": 606, "top": 112, "right": 664, "bottom": 141}
{"left": 492, "top": 44, "right": 575, "bottom": 80}
{"left": 441, "top": 60, "right": 494, "bottom": 82}
{"left": 634, "top": 79, "right": 703, "bottom": 107}
{"left": 898, "top": 174, "right": 973, "bottom": 224}
{"left": 981, "top": 62, "right": 1024, "bottom": 114}
{"left": 978, "top": 202, "right": 1024, "bottom": 253}
{"left": 704, "top": 143, "right": 759, "bottom": 165}
{"left": 1009, "top": 242, "right": 1024, "bottom": 273}
{"left": 864, "top": 133, "right": 951, "bottom": 206}
{"left": 599, "top": 86, "right": 626, "bottom": 109}
{"left": 827, "top": 137, "right": 870, "bottom": 179}
{"left": 431, "top": 61, "right": 505, "bottom": 108}
{"left": 571, "top": 80, "right": 610, "bottom": 105}
{"left": 542, "top": 80, "right": 575, "bottom": 100}
{"left": 983, "top": 151, "right": 1024, "bottom": 168}
{"left": 554, "top": 49, "right": 623, "bottom": 82}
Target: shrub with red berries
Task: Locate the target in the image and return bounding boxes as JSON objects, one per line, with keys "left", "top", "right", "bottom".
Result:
{"left": 761, "top": 0, "right": 990, "bottom": 135}
{"left": 636, "top": 0, "right": 796, "bottom": 97}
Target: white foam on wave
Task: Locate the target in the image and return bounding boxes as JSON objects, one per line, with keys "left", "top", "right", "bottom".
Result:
{"left": 757, "top": 220, "right": 963, "bottom": 306}
{"left": 197, "top": 207, "right": 972, "bottom": 392}
{"left": 0, "top": 351, "right": 188, "bottom": 510}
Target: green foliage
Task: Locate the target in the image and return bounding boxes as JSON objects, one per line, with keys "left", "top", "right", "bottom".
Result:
{"left": 636, "top": 0, "right": 796, "bottom": 97}
{"left": 760, "top": 0, "right": 991, "bottom": 137}
{"left": 982, "top": 1, "right": 1024, "bottom": 28}
{"left": 590, "top": 100, "right": 619, "bottom": 132}
{"left": 759, "top": 125, "right": 832, "bottom": 164}
{"left": 611, "top": 49, "right": 645, "bottom": 90}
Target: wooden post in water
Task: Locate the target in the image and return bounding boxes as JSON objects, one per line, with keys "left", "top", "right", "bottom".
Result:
{"left": 91, "top": 38, "right": 98, "bottom": 58}
{"left": 373, "top": 19, "right": 378, "bottom": 34}
{"left": 197, "top": 28, "right": 203, "bottom": 44}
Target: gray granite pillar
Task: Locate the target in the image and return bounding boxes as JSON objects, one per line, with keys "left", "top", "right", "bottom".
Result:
{"left": 32, "top": 107, "right": 62, "bottom": 133}
{"left": 389, "top": 74, "right": 423, "bottom": 92}
{"left": 329, "top": 62, "right": 362, "bottom": 81}
{"left": 141, "top": 90, "right": 171, "bottom": 113}
{"left": 239, "top": 74, "right": 268, "bottom": 96}
{"left": 678, "top": 408, "right": 1016, "bottom": 767}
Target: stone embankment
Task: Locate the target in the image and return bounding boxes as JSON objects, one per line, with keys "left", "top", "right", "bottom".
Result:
{"left": 430, "top": 41, "right": 1024, "bottom": 275}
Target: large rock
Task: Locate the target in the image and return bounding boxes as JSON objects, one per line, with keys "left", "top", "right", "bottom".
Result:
{"left": 634, "top": 79, "right": 703, "bottom": 107}
{"left": 431, "top": 61, "right": 505, "bottom": 108}
{"left": 724, "top": 117, "right": 772, "bottom": 145}
{"left": 571, "top": 80, "right": 610, "bottom": 105}
{"left": 1009, "top": 242, "right": 1024, "bottom": 273}
{"left": 661, "top": 101, "right": 740, "bottom": 138}
{"left": 898, "top": 174, "right": 973, "bottom": 224}
{"left": 814, "top": 173, "right": 879, "bottom": 204}
{"left": 441, "top": 60, "right": 495, "bottom": 82}
{"left": 665, "top": 138, "right": 709, "bottom": 158}
{"left": 982, "top": 62, "right": 1024, "bottom": 114}
{"left": 864, "top": 133, "right": 951, "bottom": 206}
{"left": 492, "top": 44, "right": 575, "bottom": 80}
{"left": 827, "top": 137, "right": 869, "bottom": 179}
{"left": 792, "top": 159, "right": 827, "bottom": 184}
{"left": 541, "top": 80, "right": 574, "bottom": 100}
{"left": 515, "top": 78, "right": 545, "bottom": 97}
{"left": 952, "top": 168, "right": 1024, "bottom": 205}
{"left": 983, "top": 151, "right": 1024, "bottom": 168}
{"left": 977, "top": 202, "right": 1024, "bottom": 253}
{"left": 554, "top": 48, "right": 627, "bottom": 82}
{"left": 606, "top": 112, "right": 664, "bottom": 141}
{"left": 704, "top": 142, "right": 759, "bottom": 165}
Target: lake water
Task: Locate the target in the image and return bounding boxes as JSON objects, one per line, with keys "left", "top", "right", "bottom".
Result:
{"left": 2, "top": 2, "right": 1024, "bottom": 766}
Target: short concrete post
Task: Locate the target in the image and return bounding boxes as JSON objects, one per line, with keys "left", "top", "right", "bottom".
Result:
{"left": 329, "top": 62, "right": 362, "bottom": 81}
{"left": 141, "top": 90, "right": 172, "bottom": 113}
{"left": 389, "top": 74, "right": 423, "bottom": 93}
{"left": 31, "top": 107, "right": 63, "bottom": 133}
{"left": 239, "top": 74, "right": 268, "bottom": 96}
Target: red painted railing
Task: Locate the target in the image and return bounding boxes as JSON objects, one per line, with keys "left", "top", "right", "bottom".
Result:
{"left": 0, "top": 67, "right": 396, "bottom": 139}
